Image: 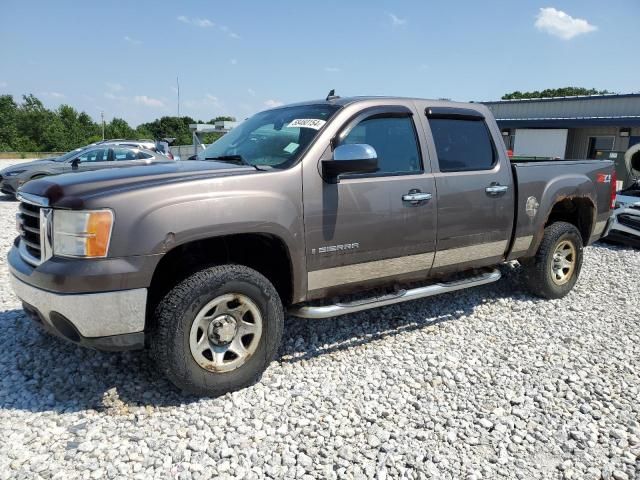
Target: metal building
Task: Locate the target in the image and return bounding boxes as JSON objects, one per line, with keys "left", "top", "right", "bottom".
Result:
{"left": 483, "top": 94, "right": 640, "bottom": 160}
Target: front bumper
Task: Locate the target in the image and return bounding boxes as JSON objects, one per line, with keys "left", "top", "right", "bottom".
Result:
{"left": 10, "top": 274, "right": 147, "bottom": 351}
{"left": 603, "top": 204, "right": 640, "bottom": 248}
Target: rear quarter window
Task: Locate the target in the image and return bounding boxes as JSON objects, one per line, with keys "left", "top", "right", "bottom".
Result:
{"left": 429, "top": 118, "right": 496, "bottom": 172}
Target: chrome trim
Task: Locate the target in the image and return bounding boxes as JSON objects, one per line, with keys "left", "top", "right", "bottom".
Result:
{"left": 485, "top": 185, "right": 508, "bottom": 195}
{"left": 402, "top": 192, "right": 432, "bottom": 203}
{"left": 10, "top": 275, "right": 147, "bottom": 338}
{"left": 291, "top": 268, "right": 501, "bottom": 319}
{"left": 16, "top": 192, "right": 50, "bottom": 207}
{"left": 432, "top": 240, "right": 508, "bottom": 268}
{"left": 308, "top": 251, "right": 435, "bottom": 290}
{"left": 40, "top": 208, "right": 53, "bottom": 263}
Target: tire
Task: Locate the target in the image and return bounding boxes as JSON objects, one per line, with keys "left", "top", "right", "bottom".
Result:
{"left": 523, "top": 221, "right": 584, "bottom": 299}
{"left": 150, "top": 264, "right": 284, "bottom": 396}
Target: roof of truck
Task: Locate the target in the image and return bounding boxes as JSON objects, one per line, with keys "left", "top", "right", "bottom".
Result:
{"left": 267, "top": 95, "right": 480, "bottom": 110}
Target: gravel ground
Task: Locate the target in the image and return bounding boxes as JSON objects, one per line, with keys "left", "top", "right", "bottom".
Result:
{"left": 0, "top": 196, "right": 638, "bottom": 480}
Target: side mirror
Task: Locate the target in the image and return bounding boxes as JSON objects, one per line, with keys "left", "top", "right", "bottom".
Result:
{"left": 322, "top": 144, "right": 379, "bottom": 183}
{"left": 71, "top": 158, "right": 80, "bottom": 170}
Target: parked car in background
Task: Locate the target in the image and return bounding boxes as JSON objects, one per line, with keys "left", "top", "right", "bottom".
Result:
{"left": 0, "top": 145, "right": 173, "bottom": 197}
{"left": 605, "top": 180, "right": 640, "bottom": 248}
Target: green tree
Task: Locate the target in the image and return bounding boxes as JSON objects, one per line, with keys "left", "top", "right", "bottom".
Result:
{"left": 501, "top": 87, "right": 615, "bottom": 100}
{"left": 0, "top": 95, "right": 19, "bottom": 151}
{"left": 15, "top": 94, "right": 54, "bottom": 151}
{"left": 137, "top": 116, "right": 197, "bottom": 145}
{"left": 210, "top": 115, "right": 236, "bottom": 122}
{"left": 105, "top": 117, "right": 135, "bottom": 139}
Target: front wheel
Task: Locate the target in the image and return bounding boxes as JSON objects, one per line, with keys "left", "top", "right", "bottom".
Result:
{"left": 522, "top": 221, "right": 584, "bottom": 299}
{"left": 150, "top": 264, "right": 284, "bottom": 396}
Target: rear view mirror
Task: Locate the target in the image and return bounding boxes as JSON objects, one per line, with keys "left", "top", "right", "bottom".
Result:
{"left": 322, "top": 144, "right": 379, "bottom": 183}
{"left": 71, "top": 158, "right": 80, "bottom": 170}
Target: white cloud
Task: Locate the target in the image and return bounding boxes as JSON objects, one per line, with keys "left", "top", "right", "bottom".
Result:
{"left": 194, "top": 18, "right": 214, "bottom": 27}
{"left": 220, "top": 25, "right": 241, "bottom": 39}
{"left": 388, "top": 13, "right": 407, "bottom": 27}
{"left": 230, "top": 58, "right": 238, "bottom": 65}
{"left": 247, "top": 88, "right": 256, "bottom": 96}
{"left": 177, "top": 15, "right": 214, "bottom": 28}
{"left": 134, "top": 95, "right": 165, "bottom": 107}
{"left": 535, "top": 7, "right": 597, "bottom": 40}
{"left": 105, "top": 82, "right": 124, "bottom": 92}
{"left": 0, "top": 81, "right": 7, "bottom": 88}
{"left": 264, "top": 99, "right": 283, "bottom": 108}
{"left": 205, "top": 93, "right": 219, "bottom": 103}
{"left": 324, "top": 66, "right": 340, "bottom": 72}
{"left": 124, "top": 35, "right": 142, "bottom": 45}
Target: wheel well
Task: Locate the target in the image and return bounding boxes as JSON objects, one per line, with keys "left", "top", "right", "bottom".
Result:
{"left": 545, "top": 197, "right": 594, "bottom": 244}
{"left": 147, "top": 233, "right": 293, "bottom": 324}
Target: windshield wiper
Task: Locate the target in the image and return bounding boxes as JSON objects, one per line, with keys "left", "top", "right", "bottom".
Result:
{"left": 204, "top": 155, "right": 268, "bottom": 171}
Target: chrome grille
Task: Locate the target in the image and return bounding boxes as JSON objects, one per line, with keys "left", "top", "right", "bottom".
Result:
{"left": 18, "top": 202, "right": 42, "bottom": 263}
{"left": 16, "top": 193, "right": 51, "bottom": 266}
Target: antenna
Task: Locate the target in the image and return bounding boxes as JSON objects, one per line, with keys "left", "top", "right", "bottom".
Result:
{"left": 326, "top": 89, "right": 339, "bottom": 101}
{"left": 177, "top": 76, "right": 181, "bottom": 117}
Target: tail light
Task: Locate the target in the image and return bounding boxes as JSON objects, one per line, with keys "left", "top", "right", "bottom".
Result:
{"left": 610, "top": 170, "right": 617, "bottom": 210}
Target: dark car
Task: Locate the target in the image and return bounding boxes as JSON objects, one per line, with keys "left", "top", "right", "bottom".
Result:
{"left": 0, "top": 144, "right": 173, "bottom": 197}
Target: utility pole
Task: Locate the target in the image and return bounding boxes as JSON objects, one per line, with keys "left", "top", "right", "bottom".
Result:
{"left": 101, "top": 111, "right": 105, "bottom": 140}
{"left": 177, "top": 76, "right": 180, "bottom": 117}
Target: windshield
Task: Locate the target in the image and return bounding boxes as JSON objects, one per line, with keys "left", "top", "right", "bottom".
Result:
{"left": 199, "top": 104, "right": 340, "bottom": 168}
{"left": 55, "top": 146, "right": 88, "bottom": 162}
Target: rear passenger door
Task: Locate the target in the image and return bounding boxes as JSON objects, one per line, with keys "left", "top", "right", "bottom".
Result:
{"left": 422, "top": 106, "right": 514, "bottom": 273}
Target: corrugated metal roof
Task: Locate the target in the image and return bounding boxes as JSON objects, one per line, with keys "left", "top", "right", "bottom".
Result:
{"left": 483, "top": 94, "right": 640, "bottom": 122}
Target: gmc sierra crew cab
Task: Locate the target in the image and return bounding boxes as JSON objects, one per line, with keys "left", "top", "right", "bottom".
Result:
{"left": 9, "top": 96, "right": 616, "bottom": 396}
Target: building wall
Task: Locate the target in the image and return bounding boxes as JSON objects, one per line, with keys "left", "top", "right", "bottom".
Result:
{"left": 565, "top": 127, "right": 640, "bottom": 159}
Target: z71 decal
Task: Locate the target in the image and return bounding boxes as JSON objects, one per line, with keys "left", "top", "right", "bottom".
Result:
{"left": 597, "top": 173, "right": 612, "bottom": 184}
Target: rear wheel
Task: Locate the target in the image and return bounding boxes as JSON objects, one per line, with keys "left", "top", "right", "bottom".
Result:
{"left": 150, "top": 264, "right": 284, "bottom": 396}
{"left": 523, "top": 221, "right": 583, "bottom": 299}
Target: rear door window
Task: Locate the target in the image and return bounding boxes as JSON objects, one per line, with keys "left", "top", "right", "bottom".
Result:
{"left": 112, "top": 148, "right": 139, "bottom": 161}
{"left": 428, "top": 118, "right": 496, "bottom": 172}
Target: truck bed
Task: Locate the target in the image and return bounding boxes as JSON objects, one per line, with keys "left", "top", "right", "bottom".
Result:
{"left": 508, "top": 159, "right": 614, "bottom": 261}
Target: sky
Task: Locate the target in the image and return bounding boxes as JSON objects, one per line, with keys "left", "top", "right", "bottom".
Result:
{"left": 1, "top": 0, "right": 638, "bottom": 126}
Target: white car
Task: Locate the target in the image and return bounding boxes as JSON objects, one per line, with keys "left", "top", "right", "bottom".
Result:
{"left": 606, "top": 181, "right": 640, "bottom": 248}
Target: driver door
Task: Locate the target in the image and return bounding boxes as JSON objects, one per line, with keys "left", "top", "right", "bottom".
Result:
{"left": 303, "top": 106, "right": 437, "bottom": 297}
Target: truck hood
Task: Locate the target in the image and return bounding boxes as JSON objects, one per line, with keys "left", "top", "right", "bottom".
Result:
{"left": 19, "top": 160, "right": 257, "bottom": 208}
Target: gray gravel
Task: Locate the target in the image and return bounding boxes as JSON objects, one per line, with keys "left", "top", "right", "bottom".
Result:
{"left": 0, "top": 196, "right": 639, "bottom": 480}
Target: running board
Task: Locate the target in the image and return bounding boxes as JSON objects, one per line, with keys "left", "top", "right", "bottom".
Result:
{"left": 289, "top": 268, "right": 501, "bottom": 319}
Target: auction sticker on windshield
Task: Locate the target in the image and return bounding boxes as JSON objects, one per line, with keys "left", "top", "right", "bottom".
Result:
{"left": 287, "top": 119, "right": 326, "bottom": 130}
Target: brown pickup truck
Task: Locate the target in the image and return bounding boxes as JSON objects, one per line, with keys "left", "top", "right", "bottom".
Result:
{"left": 9, "top": 96, "right": 616, "bottom": 396}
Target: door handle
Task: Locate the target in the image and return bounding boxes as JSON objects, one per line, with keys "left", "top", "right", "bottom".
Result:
{"left": 402, "top": 190, "right": 432, "bottom": 204}
{"left": 485, "top": 184, "right": 508, "bottom": 197}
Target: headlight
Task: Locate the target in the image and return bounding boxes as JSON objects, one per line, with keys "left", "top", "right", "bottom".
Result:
{"left": 53, "top": 209, "right": 114, "bottom": 258}
{"left": 4, "top": 170, "right": 25, "bottom": 177}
